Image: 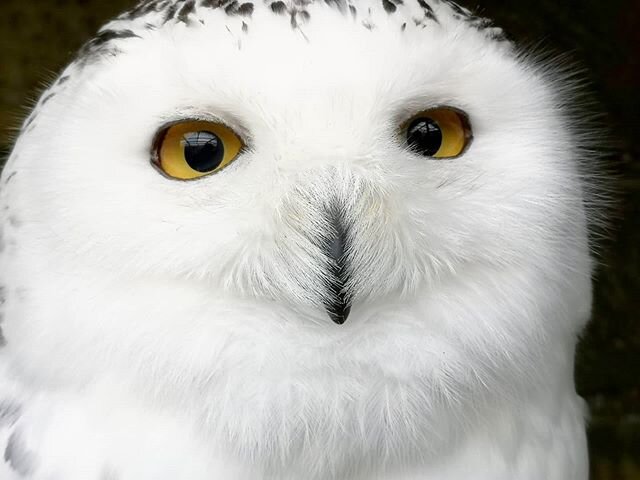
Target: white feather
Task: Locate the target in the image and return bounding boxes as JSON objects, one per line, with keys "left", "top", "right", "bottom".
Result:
{"left": 0, "top": 0, "right": 600, "bottom": 478}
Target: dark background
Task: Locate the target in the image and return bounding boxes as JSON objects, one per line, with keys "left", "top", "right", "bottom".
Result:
{"left": 0, "top": 0, "right": 638, "bottom": 477}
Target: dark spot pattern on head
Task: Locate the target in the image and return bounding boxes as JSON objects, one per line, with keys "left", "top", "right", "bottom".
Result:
{"left": 40, "top": 93, "right": 55, "bottom": 106}
{"left": 2, "top": 172, "right": 16, "bottom": 185}
{"left": 298, "top": 10, "right": 311, "bottom": 22}
{"left": 22, "top": 115, "right": 36, "bottom": 132}
{"left": 88, "top": 29, "right": 142, "bottom": 47}
{"left": 19, "top": 0, "right": 511, "bottom": 130}
{"left": 4, "top": 431, "right": 37, "bottom": 476}
{"left": 443, "top": 0, "right": 469, "bottom": 18}
{"left": 163, "top": 2, "right": 181, "bottom": 22}
{"left": 324, "top": 0, "right": 347, "bottom": 13}
{"left": 205, "top": 0, "right": 233, "bottom": 8}
{"left": 77, "top": 29, "right": 141, "bottom": 66}
{"left": 237, "top": 3, "right": 254, "bottom": 16}
{"left": 4, "top": 172, "right": 16, "bottom": 184}
{"left": 178, "top": 0, "right": 197, "bottom": 23}
{"left": 263, "top": 0, "right": 312, "bottom": 29}
{"left": 416, "top": 0, "right": 437, "bottom": 21}
{"left": 121, "top": 0, "right": 168, "bottom": 20}
{"left": 270, "top": 1, "right": 286, "bottom": 14}
{"left": 224, "top": 1, "right": 239, "bottom": 14}
{"left": 382, "top": 0, "right": 396, "bottom": 13}
{"left": 70, "top": 0, "right": 508, "bottom": 71}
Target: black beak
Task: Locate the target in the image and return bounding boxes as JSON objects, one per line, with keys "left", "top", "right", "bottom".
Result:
{"left": 324, "top": 210, "right": 352, "bottom": 325}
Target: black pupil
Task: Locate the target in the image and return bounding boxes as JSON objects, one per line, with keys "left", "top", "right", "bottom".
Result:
{"left": 182, "top": 131, "right": 224, "bottom": 172}
{"left": 406, "top": 117, "right": 442, "bottom": 157}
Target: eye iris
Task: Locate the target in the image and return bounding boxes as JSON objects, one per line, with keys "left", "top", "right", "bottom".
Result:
{"left": 182, "top": 131, "right": 224, "bottom": 172}
{"left": 407, "top": 117, "right": 443, "bottom": 157}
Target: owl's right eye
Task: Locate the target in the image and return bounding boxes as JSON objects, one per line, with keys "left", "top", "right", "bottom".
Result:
{"left": 153, "top": 120, "right": 243, "bottom": 180}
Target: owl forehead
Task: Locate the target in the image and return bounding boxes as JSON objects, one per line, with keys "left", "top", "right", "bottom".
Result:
{"left": 76, "top": 0, "right": 506, "bottom": 65}
{"left": 116, "top": 0, "right": 471, "bottom": 26}
{"left": 117, "top": 0, "right": 444, "bottom": 25}
{"left": 17, "top": 0, "right": 509, "bottom": 138}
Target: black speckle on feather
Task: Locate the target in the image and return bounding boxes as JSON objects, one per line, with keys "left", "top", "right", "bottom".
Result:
{"left": 40, "top": 92, "right": 55, "bottom": 106}
{"left": 200, "top": 0, "right": 222, "bottom": 8}
{"left": 76, "top": 29, "right": 141, "bottom": 65}
{"left": 224, "top": 1, "right": 239, "bottom": 14}
{"left": 324, "top": 0, "right": 347, "bottom": 13}
{"left": 237, "top": 3, "right": 254, "bottom": 16}
{"left": 298, "top": 10, "right": 311, "bottom": 22}
{"left": 416, "top": 0, "right": 438, "bottom": 21}
{"left": 178, "top": 0, "right": 196, "bottom": 23}
{"left": 382, "top": 0, "right": 396, "bottom": 13}
{"left": 270, "top": 1, "right": 287, "bottom": 14}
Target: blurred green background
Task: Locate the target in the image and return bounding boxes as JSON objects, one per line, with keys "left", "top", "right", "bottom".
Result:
{"left": 0, "top": 0, "right": 638, "bottom": 477}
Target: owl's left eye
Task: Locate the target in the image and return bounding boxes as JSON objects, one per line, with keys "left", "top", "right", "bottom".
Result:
{"left": 153, "top": 120, "right": 243, "bottom": 180}
{"left": 403, "top": 108, "right": 472, "bottom": 159}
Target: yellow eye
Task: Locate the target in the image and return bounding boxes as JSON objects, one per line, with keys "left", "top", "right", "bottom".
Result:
{"left": 154, "top": 120, "right": 243, "bottom": 180}
{"left": 404, "top": 108, "right": 472, "bottom": 158}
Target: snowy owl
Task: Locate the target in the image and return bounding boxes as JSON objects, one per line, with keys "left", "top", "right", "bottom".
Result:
{"left": 0, "top": 0, "right": 601, "bottom": 478}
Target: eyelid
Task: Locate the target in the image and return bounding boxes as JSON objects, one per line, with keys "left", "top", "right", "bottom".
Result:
{"left": 150, "top": 117, "right": 247, "bottom": 162}
{"left": 154, "top": 110, "right": 251, "bottom": 148}
{"left": 399, "top": 104, "right": 471, "bottom": 128}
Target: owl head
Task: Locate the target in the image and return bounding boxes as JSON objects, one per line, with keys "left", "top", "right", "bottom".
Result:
{"left": 0, "top": 0, "right": 600, "bottom": 474}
